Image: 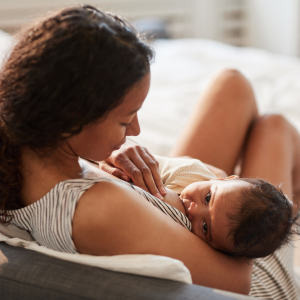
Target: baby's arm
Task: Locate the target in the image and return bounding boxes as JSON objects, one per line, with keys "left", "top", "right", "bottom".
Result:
{"left": 154, "top": 155, "right": 217, "bottom": 194}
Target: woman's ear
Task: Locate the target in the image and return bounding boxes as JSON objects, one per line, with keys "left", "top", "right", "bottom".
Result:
{"left": 210, "top": 175, "right": 239, "bottom": 181}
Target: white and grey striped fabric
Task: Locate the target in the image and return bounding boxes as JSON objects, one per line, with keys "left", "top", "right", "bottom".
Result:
{"left": 250, "top": 241, "right": 300, "bottom": 300}
{"left": 6, "top": 177, "right": 191, "bottom": 253}
{"left": 128, "top": 182, "right": 192, "bottom": 231}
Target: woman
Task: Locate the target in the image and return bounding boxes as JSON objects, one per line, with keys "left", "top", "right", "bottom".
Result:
{"left": 0, "top": 5, "right": 299, "bottom": 298}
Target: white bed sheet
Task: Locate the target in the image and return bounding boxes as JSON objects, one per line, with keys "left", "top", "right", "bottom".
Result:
{"left": 134, "top": 39, "right": 300, "bottom": 156}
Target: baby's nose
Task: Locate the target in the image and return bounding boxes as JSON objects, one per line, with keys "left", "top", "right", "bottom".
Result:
{"left": 187, "top": 202, "right": 200, "bottom": 220}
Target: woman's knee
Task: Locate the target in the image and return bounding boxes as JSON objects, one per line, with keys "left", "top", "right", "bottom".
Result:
{"left": 216, "top": 68, "right": 244, "bottom": 80}
{"left": 212, "top": 69, "right": 257, "bottom": 108}
{"left": 215, "top": 69, "right": 251, "bottom": 90}
{"left": 250, "top": 114, "right": 298, "bottom": 147}
{"left": 254, "top": 114, "right": 292, "bottom": 133}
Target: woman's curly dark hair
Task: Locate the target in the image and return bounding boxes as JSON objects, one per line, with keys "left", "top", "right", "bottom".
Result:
{"left": 0, "top": 5, "right": 153, "bottom": 223}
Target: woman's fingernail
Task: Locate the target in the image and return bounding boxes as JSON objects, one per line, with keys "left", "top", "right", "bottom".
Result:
{"left": 121, "top": 175, "right": 129, "bottom": 181}
{"left": 155, "top": 193, "right": 164, "bottom": 200}
{"left": 160, "top": 186, "right": 167, "bottom": 195}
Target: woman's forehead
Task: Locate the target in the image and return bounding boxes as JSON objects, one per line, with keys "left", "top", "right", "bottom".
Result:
{"left": 113, "top": 73, "right": 151, "bottom": 116}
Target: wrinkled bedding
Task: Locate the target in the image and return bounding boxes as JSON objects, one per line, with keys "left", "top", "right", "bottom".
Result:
{"left": 135, "top": 39, "right": 300, "bottom": 155}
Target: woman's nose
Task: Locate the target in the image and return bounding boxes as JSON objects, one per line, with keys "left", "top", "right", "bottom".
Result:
{"left": 126, "top": 114, "right": 141, "bottom": 136}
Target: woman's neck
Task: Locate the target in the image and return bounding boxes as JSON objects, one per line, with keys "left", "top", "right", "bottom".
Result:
{"left": 20, "top": 146, "right": 82, "bottom": 206}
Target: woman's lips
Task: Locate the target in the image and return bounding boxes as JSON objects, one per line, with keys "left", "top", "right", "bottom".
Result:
{"left": 113, "top": 138, "right": 126, "bottom": 150}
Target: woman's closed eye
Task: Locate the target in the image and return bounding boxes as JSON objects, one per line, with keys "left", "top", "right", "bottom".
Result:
{"left": 205, "top": 192, "right": 211, "bottom": 205}
{"left": 121, "top": 122, "right": 131, "bottom": 128}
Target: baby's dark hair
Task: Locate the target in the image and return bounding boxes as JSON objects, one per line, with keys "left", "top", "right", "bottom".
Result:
{"left": 227, "top": 178, "right": 299, "bottom": 259}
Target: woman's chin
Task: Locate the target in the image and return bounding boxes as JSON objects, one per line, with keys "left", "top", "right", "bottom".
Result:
{"left": 112, "top": 144, "right": 121, "bottom": 151}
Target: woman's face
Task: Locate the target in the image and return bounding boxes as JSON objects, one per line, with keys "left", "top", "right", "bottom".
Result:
{"left": 67, "top": 73, "right": 151, "bottom": 161}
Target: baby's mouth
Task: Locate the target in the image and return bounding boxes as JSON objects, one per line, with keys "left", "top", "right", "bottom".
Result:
{"left": 180, "top": 198, "right": 194, "bottom": 220}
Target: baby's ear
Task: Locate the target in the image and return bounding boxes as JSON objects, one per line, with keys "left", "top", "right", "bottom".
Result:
{"left": 210, "top": 175, "right": 239, "bottom": 181}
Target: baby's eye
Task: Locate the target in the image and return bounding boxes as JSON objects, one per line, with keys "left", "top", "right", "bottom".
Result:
{"left": 203, "top": 221, "right": 208, "bottom": 234}
{"left": 205, "top": 192, "right": 211, "bottom": 205}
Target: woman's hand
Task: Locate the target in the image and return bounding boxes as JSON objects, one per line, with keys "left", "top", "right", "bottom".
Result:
{"left": 99, "top": 139, "right": 167, "bottom": 200}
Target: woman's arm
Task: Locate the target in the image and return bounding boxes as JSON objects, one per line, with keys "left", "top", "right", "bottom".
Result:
{"left": 72, "top": 180, "right": 252, "bottom": 295}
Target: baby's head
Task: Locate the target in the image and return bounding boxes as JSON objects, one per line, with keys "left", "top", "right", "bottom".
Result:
{"left": 180, "top": 177, "right": 298, "bottom": 259}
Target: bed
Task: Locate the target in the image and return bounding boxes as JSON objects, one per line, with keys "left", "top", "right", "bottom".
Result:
{"left": 134, "top": 38, "right": 300, "bottom": 155}
{"left": 0, "top": 29, "right": 300, "bottom": 299}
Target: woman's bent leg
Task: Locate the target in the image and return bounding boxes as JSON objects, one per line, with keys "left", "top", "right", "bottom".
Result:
{"left": 242, "top": 114, "right": 300, "bottom": 300}
{"left": 241, "top": 114, "right": 300, "bottom": 204}
{"left": 170, "top": 69, "right": 259, "bottom": 175}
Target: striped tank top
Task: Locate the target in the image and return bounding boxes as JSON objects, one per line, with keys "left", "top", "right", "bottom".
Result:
{"left": 7, "top": 177, "right": 191, "bottom": 253}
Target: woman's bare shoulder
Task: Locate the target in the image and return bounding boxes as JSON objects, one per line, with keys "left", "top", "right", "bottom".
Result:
{"left": 72, "top": 179, "right": 170, "bottom": 255}
{"left": 72, "top": 179, "right": 252, "bottom": 294}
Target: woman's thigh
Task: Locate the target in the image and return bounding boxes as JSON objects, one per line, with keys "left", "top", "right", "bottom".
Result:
{"left": 241, "top": 114, "right": 300, "bottom": 202}
{"left": 170, "top": 69, "right": 259, "bottom": 175}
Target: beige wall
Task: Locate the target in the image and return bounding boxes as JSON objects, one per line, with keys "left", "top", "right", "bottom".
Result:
{"left": 0, "top": 0, "right": 198, "bottom": 38}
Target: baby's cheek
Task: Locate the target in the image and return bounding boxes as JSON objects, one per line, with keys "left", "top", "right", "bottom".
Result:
{"left": 191, "top": 225, "right": 206, "bottom": 243}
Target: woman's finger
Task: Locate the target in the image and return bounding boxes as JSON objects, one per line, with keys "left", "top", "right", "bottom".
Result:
{"left": 99, "top": 161, "right": 131, "bottom": 181}
{"left": 107, "top": 152, "right": 152, "bottom": 193}
{"left": 144, "top": 148, "right": 167, "bottom": 196}
{"left": 105, "top": 143, "right": 166, "bottom": 199}
{"left": 127, "top": 147, "right": 165, "bottom": 199}
{"left": 118, "top": 157, "right": 153, "bottom": 194}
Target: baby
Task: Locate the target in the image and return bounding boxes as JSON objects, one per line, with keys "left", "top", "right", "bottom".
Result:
{"left": 81, "top": 155, "right": 298, "bottom": 260}
{"left": 155, "top": 155, "right": 298, "bottom": 259}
